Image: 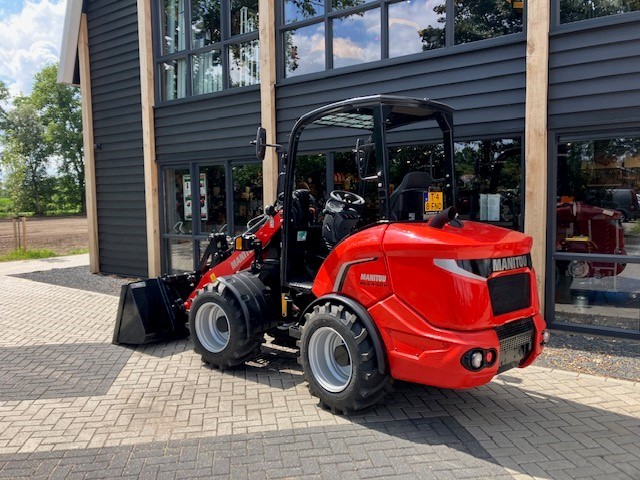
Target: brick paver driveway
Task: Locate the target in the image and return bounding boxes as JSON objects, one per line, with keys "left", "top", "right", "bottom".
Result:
{"left": 0, "top": 256, "right": 638, "bottom": 479}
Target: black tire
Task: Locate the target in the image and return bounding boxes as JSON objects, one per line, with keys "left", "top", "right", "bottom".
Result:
{"left": 299, "top": 302, "right": 393, "bottom": 414}
{"left": 188, "top": 281, "right": 262, "bottom": 369}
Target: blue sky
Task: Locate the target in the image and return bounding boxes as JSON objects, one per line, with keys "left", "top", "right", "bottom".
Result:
{"left": 0, "top": 0, "right": 67, "bottom": 95}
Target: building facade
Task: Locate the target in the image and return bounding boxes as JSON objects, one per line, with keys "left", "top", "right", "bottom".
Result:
{"left": 59, "top": 0, "right": 640, "bottom": 339}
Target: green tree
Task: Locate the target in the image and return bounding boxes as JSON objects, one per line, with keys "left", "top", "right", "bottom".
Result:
{"left": 0, "top": 80, "right": 9, "bottom": 124}
{"left": 29, "top": 64, "right": 84, "bottom": 212}
{"left": 560, "top": 0, "right": 640, "bottom": 24}
{"left": 1, "top": 100, "right": 50, "bottom": 215}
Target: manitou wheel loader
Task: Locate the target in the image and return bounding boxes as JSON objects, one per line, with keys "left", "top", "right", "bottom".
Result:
{"left": 114, "top": 95, "right": 548, "bottom": 413}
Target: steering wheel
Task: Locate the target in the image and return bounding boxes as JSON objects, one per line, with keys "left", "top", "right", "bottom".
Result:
{"left": 330, "top": 190, "right": 365, "bottom": 206}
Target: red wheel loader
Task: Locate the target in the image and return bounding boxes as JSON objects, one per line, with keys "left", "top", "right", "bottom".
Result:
{"left": 114, "top": 95, "right": 548, "bottom": 413}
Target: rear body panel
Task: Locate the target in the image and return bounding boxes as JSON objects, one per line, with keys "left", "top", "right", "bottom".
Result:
{"left": 312, "top": 219, "right": 546, "bottom": 389}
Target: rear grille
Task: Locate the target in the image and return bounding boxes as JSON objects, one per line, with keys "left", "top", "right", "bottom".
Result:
{"left": 488, "top": 273, "right": 531, "bottom": 316}
{"left": 495, "top": 318, "right": 535, "bottom": 373}
{"left": 496, "top": 317, "right": 534, "bottom": 340}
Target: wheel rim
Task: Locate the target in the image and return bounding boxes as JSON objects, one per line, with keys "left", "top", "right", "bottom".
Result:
{"left": 194, "top": 302, "right": 230, "bottom": 353}
{"left": 307, "top": 326, "right": 353, "bottom": 393}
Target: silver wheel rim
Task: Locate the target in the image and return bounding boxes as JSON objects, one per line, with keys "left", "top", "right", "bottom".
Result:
{"left": 194, "top": 303, "right": 230, "bottom": 353}
{"left": 308, "top": 327, "right": 353, "bottom": 393}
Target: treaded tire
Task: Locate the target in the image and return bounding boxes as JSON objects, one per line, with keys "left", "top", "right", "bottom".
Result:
{"left": 189, "top": 281, "right": 262, "bottom": 369}
{"left": 299, "top": 302, "right": 393, "bottom": 414}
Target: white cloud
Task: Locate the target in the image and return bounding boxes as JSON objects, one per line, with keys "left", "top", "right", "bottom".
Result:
{"left": 0, "top": 0, "right": 67, "bottom": 96}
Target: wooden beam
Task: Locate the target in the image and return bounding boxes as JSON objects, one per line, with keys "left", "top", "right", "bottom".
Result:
{"left": 524, "top": 3, "right": 551, "bottom": 311}
{"left": 137, "top": 0, "right": 161, "bottom": 277}
{"left": 78, "top": 13, "right": 99, "bottom": 273}
{"left": 259, "top": 0, "right": 278, "bottom": 206}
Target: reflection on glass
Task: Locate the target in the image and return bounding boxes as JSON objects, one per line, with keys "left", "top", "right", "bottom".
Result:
{"left": 199, "top": 165, "right": 227, "bottom": 234}
{"left": 454, "top": 0, "right": 522, "bottom": 45}
{"left": 229, "top": 40, "right": 260, "bottom": 87}
{"left": 388, "top": 0, "right": 445, "bottom": 57}
{"left": 284, "top": 0, "right": 324, "bottom": 23}
{"left": 231, "top": 0, "right": 259, "bottom": 36}
{"left": 388, "top": 144, "right": 447, "bottom": 190}
{"left": 297, "top": 154, "right": 327, "bottom": 204}
{"left": 163, "top": 59, "right": 187, "bottom": 101}
{"left": 331, "top": 0, "right": 375, "bottom": 10}
{"left": 193, "top": 51, "right": 223, "bottom": 94}
{"left": 232, "top": 164, "right": 263, "bottom": 234}
{"left": 560, "top": 0, "right": 640, "bottom": 24}
{"left": 555, "top": 137, "right": 640, "bottom": 333}
{"left": 454, "top": 139, "right": 522, "bottom": 230}
{"left": 557, "top": 139, "right": 640, "bottom": 245}
{"left": 554, "top": 260, "right": 640, "bottom": 332}
{"left": 168, "top": 238, "right": 194, "bottom": 273}
{"left": 191, "top": 0, "right": 221, "bottom": 48}
{"left": 284, "top": 24, "right": 325, "bottom": 77}
{"left": 164, "top": 0, "right": 187, "bottom": 54}
{"left": 332, "top": 8, "right": 381, "bottom": 69}
{"left": 164, "top": 167, "right": 193, "bottom": 234}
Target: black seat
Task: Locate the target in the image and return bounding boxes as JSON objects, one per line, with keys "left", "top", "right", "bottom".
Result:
{"left": 389, "top": 171, "right": 432, "bottom": 220}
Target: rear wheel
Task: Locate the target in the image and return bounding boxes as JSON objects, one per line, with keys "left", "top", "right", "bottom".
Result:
{"left": 189, "top": 281, "right": 262, "bottom": 369}
{"left": 299, "top": 302, "right": 392, "bottom": 413}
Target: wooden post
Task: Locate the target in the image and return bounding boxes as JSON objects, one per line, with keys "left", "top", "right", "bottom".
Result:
{"left": 524, "top": 1, "right": 551, "bottom": 312}
{"left": 259, "top": 0, "right": 278, "bottom": 206}
{"left": 137, "top": 0, "right": 161, "bottom": 277}
{"left": 78, "top": 13, "right": 100, "bottom": 273}
{"left": 12, "top": 217, "right": 18, "bottom": 251}
{"left": 21, "top": 217, "right": 27, "bottom": 252}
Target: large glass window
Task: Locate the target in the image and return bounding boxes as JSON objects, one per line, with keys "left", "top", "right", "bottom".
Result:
{"left": 164, "top": 166, "right": 194, "bottom": 234}
{"left": 199, "top": 165, "right": 227, "bottom": 234}
{"left": 162, "top": 161, "right": 261, "bottom": 273}
{"left": 560, "top": 0, "right": 640, "bottom": 24}
{"left": 454, "top": 0, "right": 522, "bottom": 45}
{"left": 388, "top": 0, "right": 446, "bottom": 57}
{"left": 158, "top": 0, "right": 260, "bottom": 101}
{"left": 454, "top": 138, "right": 522, "bottom": 230}
{"left": 554, "top": 136, "right": 640, "bottom": 334}
{"left": 280, "top": 0, "right": 523, "bottom": 79}
{"left": 332, "top": 8, "right": 381, "bottom": 69}
{"left": 232, "top": 163, "right": 263, "bottom": 234}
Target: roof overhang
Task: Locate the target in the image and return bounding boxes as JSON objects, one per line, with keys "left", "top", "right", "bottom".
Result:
{"left": 57, "top": 0, "right": 84, "bottom": 85}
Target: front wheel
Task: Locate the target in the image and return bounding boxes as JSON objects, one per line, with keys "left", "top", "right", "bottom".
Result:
{"left": 189, "top": 281, "right": 262, "bottom": 369}
{"left": 299, "top": 302, "right": 392, "bottom": 414}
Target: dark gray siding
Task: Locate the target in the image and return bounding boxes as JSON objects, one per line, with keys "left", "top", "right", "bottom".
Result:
{"left": 276, "top": 39, "right": 526, "bottom": 152}
{"left": 155, "top": 89, "right": 261, "bottom": 162}
{"left": 549, "top": 18, "right": 640, "bottom": 130}
{"left": 87, "top": 0, "right": 147, "bottom": 277}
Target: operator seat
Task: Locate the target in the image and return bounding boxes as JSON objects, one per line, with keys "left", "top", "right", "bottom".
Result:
{"left": 389, "top": 171, "right": 432, "bottom": 221}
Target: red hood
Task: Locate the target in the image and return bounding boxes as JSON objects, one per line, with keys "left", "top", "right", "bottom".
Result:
{"left": 383, "top": 221, "right": 532, "bottom": 259}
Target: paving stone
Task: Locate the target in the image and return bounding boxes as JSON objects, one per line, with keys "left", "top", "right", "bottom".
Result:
{"left": 0, "top": 257, "right": 639, "bottom": 479}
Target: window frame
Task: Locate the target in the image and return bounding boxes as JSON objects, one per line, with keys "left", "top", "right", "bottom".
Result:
{"left": 546, "top": 127, "right": 640, "bottom": 340}
{"left": 277, "top": 0, "right": 526, "bottom": 81}
{"left": 154, "top": 0, "right": 260, "bottom": 104}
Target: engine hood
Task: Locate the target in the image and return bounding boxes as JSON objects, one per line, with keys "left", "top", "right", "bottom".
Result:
{"left": 382, "top": 220, "right": 538, "bottom": 330}
{"left": 383, "top": 221, "right": 532, "bottom": 259}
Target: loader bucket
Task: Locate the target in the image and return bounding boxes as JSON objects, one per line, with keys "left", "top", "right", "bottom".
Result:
{"left": 113, "top": 278, "right": 189, "bottom": 345}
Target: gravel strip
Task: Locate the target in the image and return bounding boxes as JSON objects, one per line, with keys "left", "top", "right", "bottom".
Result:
{"left": 535, "top": 330, "right": 639, "bottom": 382}
{"left": 11, "top": 265, "right": 139, "bottom": 297}
{"left": 9, "top": 265, "right": 640, "bottom": 382}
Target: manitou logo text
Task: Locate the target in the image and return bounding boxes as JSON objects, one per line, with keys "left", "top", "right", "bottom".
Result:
{"left": 360, "top": 273, "right": 388, "bottom": 286}
{"left": 230, "top": 250, "right": 252, "bottom": 270}
{"left": 492, "top": 255, "right": 528, "bottom": 272}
